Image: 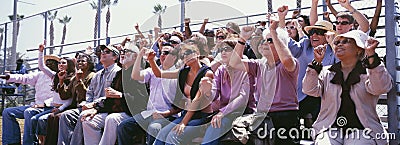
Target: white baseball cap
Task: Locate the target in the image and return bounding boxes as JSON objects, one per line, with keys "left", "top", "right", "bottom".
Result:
{"left": 333, "top": 30, "right": 368, "bottom": 49}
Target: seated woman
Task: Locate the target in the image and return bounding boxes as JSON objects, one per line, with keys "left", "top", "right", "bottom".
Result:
{"left": 44, "top": 53, "right": 96, "bottom": 145}
{"left": 149, "top": 43, "right": 215, "bottom": 145}
{"left": 37, "top": 44, "right": 76, "bottom": 144}
{"left": 303, "top": 30, "right": 392, "bottom": 145}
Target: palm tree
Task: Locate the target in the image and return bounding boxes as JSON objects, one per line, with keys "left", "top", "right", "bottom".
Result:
{"left": 104, "top": 0, "right": 118, "bottom": 38}
{"left": 8, "top": 14, "right": 24, "bottom": 70}
{"left": 153, "top": 4, "right": 167, "bottom": 31}
{"left": 41, "top": 11, "right": 58, "bottom": 54}
{"left": 90, "top": 0, "right": 106, "bottom": 46}
{"left": 58, "top": 15, "right": 72, "bottom": 56}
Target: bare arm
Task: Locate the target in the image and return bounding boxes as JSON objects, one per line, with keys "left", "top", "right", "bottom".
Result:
{"left": 147, "top": 51, "right": 179, "bottom": 79}
{"left": 310, "top": 0, "right": 319, "bottom": 26}
{"left": 326, "top": 0, "right": 338, "bottom": 16}
{"left": 134, "top": 23, "right": 146, "bottom": 39}
{"left": 228, "top": 26, "right": 255, "bottom": 72}
{"left": 131, "top": 49, "right": 146, "bottom": 81}
{"left": 199, "top": 18, "right": 209, "bottom": 34}
{"left": 339, "top": 0, "right": 369, "bottom": 33}
{"left": 184, "top": 18, "right": 192, "bottom": 40}
{"left": 370, "top": 0, "right": 382, "bottom": 36}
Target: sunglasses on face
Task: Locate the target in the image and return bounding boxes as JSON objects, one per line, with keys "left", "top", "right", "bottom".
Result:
{"left": 334, "top": 21, "right": 351, "bottom": 25}
{"left": 180, "top": 49, "right": 196, "bottom": 60}
{"left": 77, "top": 59, "right": 87, "bottom": 63}
{"left": 119, "top": 49, "right": 135, "bottom": 55}
{"left": 220, "top": 47, "right": 234, "bottom": 52}
{"left": 161, "top": 51, "right": 170, "bottom": 56}
{"left": 216, "top": 35, "right": 226, "bottom": 39}
{"left": 333, "top": 38, "right": 353, "bottom": 46}
{"left": 169, "top": 40, "right": 180, "bottom": 44}
{"left": 286, "top": 26, "right": 296, "bottom": 30}
{"left": 58, "top": 61, "right": 67, "bottom": 65}
{"left": 101, "top": 50, "right": 112, "bottom": 54}
{"left": 308, "top": 29, "right": 327, "bottom": 36}
{"left": 266, "top": 38, "right": 273, "bottom": 43}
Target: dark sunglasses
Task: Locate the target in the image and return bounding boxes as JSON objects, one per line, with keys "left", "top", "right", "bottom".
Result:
{"left": 286, "top": 26, "right": 296, "bottom": 30}
{"left": 334, "top": 21, "right": 350, "bottom": 25}
{"left": 58, "top": 61, "right": 67, "bottom": 65}
{"left": 161, "top": 51, "right": 170, "bottom": 55}
{"left": 266, "top": 38, "right": 273, "bottom": 43}
{"left": 180, "top": 49, "right": 196, "bottom": 59}
{"left": 333, "top": 38, "right": 352, "bottom": 46}
{"left": 101, "top": 50, "right": 112, "bottom": 54}
{"left": 169, "top": 40, "right": 180, "bottom": 44}
{"left": 77, "top": 60, "right": 87, "bottom": 63}
{"left": 119, "top": 49, "right": 135, "bottom": 55}
{"left": 220, "top": 47, "right": 234, "bottom": 52}
{"left": 216, "top": 35, "right": 226, "bottom": 39}
{"left": 308, "top": 29, "right": 327, "bottom": 36}
{"left": 162, "top": 42, "right": 173, "bottom": 47}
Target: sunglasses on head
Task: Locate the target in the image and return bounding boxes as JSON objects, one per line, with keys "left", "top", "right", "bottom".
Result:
{"left": 220, "top": 47, "right": 234, "bottom": 52}
{"left": 180, "top": 49, "right": 196, "bottom": 59}
{"left": 334, "top": 21, "right": 350, "bottom": 25}
{"left": 286, "top": 26, "right": 296, "bottom": 30}
{"left": 308, "top": 29, "right": 327, "bottom": 36}
{"left": 333, "top": 38, "right": 352, "bottom": 46}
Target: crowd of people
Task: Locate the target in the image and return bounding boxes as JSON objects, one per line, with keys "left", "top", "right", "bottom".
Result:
{"left": 1, "top": 0, "right": 391, "bottom": 145}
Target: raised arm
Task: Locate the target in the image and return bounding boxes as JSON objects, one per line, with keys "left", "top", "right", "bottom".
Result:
{"left": 184, "top": 18, "right": 192, "bottom": 40}
{"left": 147, "top": 50, "right": 179, "bottom": 79}
{"left": 325, "top": 0, "right": 338, "bottom": 16}
{"left": 277, "top": 5, "right": 288, "bottom": 28}
{"left": 228, "top": 26, "right": 254, "bottom": 72}
{"left": 131, "top": 48, "right": 146, "bottom": 81}
{"left": 134, "top": 23, "right": 146, "bottom": 39}
{"left": 38, "top": 44, "right": 56, "bottom": 78}
{"left": 271, "top": 8, "right": 297, "bottom": 72}
{"left": 370, "top": 0, "right": 382, "bottom": 37}
{"left": 310, "top": 0, "right": 320, "bottom": 26}
{"left": 339, "top": 0, "right": 369, "bottom": 33}
{"left": 199, "top": 18, "right": 209, "bottom": 34}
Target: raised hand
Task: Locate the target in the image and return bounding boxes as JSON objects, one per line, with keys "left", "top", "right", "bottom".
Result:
{"left": 292, "top": 9, "right": 300, "bottom": 19}
{"left": 277, "top": 5, "right": 289, "bottom": 18}
{"left": 269, "top": 14, "right": 280, "bottom": 31}
{"left": 325, "top": 31, "right": 336, "bottom": 44}
{"left": 338, "top": 0, "right": 352, "bottom": 10}
{"left": 39, "top": 44, "right": 45, "bottom": 52}
{"left": 184, "top": 18, "right": 191, "bottom": 24}
{"left": 365, "top": 37, "right": 379, "bottom": 56}
{"left": 314, "top": 44, "right": 327, "bottom": 63}
{"left": 240, "top": 26, "right": 255, "bottom": 40}
{"left": 134, "top": 23, "right": 139, "bottom": 31}
{"left": 203, "top": 18, "right": 209, "bottom": 23}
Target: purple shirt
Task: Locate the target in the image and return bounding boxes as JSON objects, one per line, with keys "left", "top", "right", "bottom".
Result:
{"left": 212, "top": 66, "right": 256, "bottom": 115}
{"left": 248, "top": 59, "right": 299, "bottom": 112}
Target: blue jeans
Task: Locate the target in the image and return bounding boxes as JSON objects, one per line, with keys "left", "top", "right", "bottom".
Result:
{"left": 201, "top": 117, "right": 234, "bottom": 145}
{"left": 154, "top": 111, "right": 211, "bottom": 145}
{"left": 36, "top": 108, "right": 54, "bottom": 136}
{"left": 2, "top": 106, "right": 50, "bottom": 145}
{"left": 117, "top": 113, "right": 171, "bottom": 145}
{"left": 30, "top": 107, "right": 53, "bottom": 138}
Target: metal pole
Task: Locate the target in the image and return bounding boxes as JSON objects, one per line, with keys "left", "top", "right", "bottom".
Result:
{"left": 3, "top": 23, "right": 7, "bottom": 74}
{"left": 97, "top": 0, "right": 101, "bottom": 46}
{"left": 11, "top": 0, "right": 17, "bottom": 71}
{"left": 322, "top": 0, "right": 327, "bottom": 21}
{"left": 180, "top": 0, "right": 185, "bottom": 32}
{"left": 44, "top": 12, "right": 48, "bottom": 55}
{"left": 385, "top": 0, "right": 399, "bottom": 144}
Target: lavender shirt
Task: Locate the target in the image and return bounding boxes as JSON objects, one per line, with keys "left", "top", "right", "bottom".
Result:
{"left": 212, "top": 66, "right": 256, "bottom": 116}
{"left": 248, "top": 59, "right": 299, "bottom": 112}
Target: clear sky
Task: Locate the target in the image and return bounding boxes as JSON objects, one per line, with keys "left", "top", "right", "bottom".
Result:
{"left": 0, "top": 0, "right": 386, "bottom": 63}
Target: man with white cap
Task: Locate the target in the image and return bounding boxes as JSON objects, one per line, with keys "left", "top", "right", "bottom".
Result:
{"left": 303, "top": 30, "right": 391, "bottom": 145}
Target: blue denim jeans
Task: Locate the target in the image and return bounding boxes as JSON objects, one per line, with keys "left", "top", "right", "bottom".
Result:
{"left": 2, "top": 106, "right": 51, "bottom": 145}
{"left": 201, "top": 117, "right": 234, "bottom": 145}
{"left": 154, "top": 111, "right": 211, "bottom": 145}
{"left": 36, "top": 108, "right": 54, "bottom": 136}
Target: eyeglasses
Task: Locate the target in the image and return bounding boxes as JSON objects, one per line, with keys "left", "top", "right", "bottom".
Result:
{"left": 180, "top": 49, "right": 196, "bottom": 59}
{"left": 169, "top": 40, "right": 180, "bottom": 44}
{"left": 286, "top": 26, "right": 296, "bottom": 30}
{"left": 77, "top": 60, "right": 87, "bottom": 63}
{"left": 119, "top": 49, "right": 135, "bottom": 55}
{"left": 266, "top": 38, "right": 273, "bottom": 43}
{"left": 216, "top": 35, "right": 226, "bottom": 39}
{"left": 58, "top": 61, "right": 67, "bottom": 65}
{"left": 333, "top": 38, "right": 352, "bottom": 46}
{"left": 101, "top": 50, "right": 112, "bottom": 54}
{"left": 308, "top": 29, "right": 327, "bottom": 36}
{"left": 220, "top": 47, "right": 234, "bottom": 52}
{"left": 334, "top": 21, "right": 351, "bottom": 25}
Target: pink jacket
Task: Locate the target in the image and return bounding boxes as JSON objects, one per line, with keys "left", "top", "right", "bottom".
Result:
{"left": 302, "top": 63, "right": 392, "bottom": 145}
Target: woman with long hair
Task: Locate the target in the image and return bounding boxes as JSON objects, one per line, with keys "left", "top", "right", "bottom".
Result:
{"left": 148, "top": 43, "right": 215, "bottom": 145}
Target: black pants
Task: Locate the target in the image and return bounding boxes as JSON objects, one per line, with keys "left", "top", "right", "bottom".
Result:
{"left": 268, "top": 110, "right": 300, "bottom": 145}
{"left": 298, "top": 96, "right": 321, "bottom": 121}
